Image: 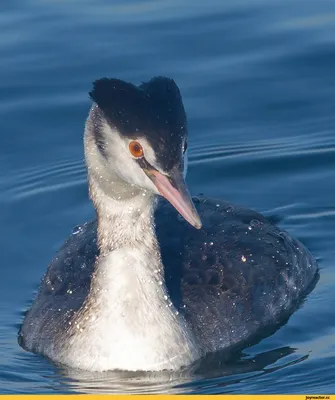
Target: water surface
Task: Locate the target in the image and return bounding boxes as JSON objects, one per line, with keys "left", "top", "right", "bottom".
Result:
{"left": 1, "top": 0, "right": 335, "bottom": 394}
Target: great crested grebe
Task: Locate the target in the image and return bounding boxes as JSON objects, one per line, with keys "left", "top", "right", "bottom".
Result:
{"left": 19, "top": 76, "right": 318, "bottom": 372}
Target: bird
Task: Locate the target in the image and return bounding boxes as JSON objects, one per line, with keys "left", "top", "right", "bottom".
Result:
{"left": 19, "top": 76, "right": 318, "bottom": 372}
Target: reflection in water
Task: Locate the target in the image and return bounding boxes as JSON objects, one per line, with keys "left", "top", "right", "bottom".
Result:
{"left": 57, "top": 365, "right": 191, "bottom": 394}
{"left": 186, "top": 347, "right": 308, "bottom": 394}
{"left": 55, "top": 346, "right": 304, "bottom": 393}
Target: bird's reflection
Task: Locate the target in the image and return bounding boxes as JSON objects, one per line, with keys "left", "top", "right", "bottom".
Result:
{"left": 53, "top": 345, "right": 307, "bottom": 394}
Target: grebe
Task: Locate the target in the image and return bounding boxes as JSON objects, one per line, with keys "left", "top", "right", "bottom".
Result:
{"left": 19, "top": 76, "right": 318, "bottom": 372}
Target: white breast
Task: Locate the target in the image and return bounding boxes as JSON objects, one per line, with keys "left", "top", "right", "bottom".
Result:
{"left": 55, "top": 248, "right": 200, "bottom": 372}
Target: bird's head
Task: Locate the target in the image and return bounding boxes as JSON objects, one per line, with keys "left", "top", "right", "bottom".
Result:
{"left": 85, "top": 76, "right": 201, "bottom": 229}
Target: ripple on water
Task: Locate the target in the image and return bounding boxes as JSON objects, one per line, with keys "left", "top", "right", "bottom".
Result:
{"left": 190, "top": 126, "right": 335, "bottom": 166}
{"left": 0, "top": 159, "right": 86, "bottom": 202}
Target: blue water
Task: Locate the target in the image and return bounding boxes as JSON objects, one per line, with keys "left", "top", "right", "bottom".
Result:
{"left": 1, "top": 0, "right": 335, "bottom": 394}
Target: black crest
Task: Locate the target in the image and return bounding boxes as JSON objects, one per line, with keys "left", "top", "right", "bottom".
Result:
{"left": 89, "top": 76, "right": 188, "bottom": 171}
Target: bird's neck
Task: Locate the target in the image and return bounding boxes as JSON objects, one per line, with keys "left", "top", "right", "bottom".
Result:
{"left": 88, "top": 175, "right": 167, "bottom": 298}
{"left": 72, "top": 178, "right": 198, "bottom": 371}
{"left": 91, "top": 178, "right": 158, "bottom": 255}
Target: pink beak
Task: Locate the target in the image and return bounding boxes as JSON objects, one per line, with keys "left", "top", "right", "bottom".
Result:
{"left": 144, "top": 168, "right": 202, "bottom": 229}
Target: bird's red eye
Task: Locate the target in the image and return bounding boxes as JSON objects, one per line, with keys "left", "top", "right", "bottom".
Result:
{"left": 129, "top": 141, "right": 144, "bottom": 158}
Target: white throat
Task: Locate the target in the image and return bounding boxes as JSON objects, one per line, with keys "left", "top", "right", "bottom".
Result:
{"left": 60, "top": 176, "right": 199, "bottom": 372}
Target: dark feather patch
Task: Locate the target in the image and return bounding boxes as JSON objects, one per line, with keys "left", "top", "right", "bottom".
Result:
{"left": 89, "top": 78, "right": 149, "bottom": 120}
{"left": 89, "top": 77, "right": 188, "bottom": 171}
